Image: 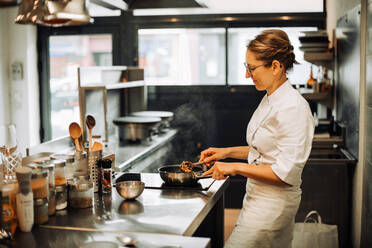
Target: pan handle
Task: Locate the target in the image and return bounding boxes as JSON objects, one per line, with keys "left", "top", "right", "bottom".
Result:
{"left": 194, "top": 174, "right": 213, "bottom": 179}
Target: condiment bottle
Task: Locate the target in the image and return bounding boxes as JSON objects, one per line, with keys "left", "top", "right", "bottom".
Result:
{"left": 307, "top": 66, "right": 315, "bottom": 89}
{"left": 15, "top": 167, "right": 33, "bottom": 232}
{"left": 101, "top": 159, "right": 112, "bottom": 194}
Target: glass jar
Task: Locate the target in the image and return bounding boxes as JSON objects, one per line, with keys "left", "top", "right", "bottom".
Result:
{"left": 74, "top": 152, "right": 88, "bottom": 176}
{"left": 34, "top": 198, "right": 48, "bottom": 224}
{"left": 30, "top": 169, "right": 49, "bottom": 199}
{"left": 69, "top": 175, "right": 93, "bottom": 209}
{"left": 52, "top": 160, "right": 66, "bottom": 186}
{"left": 55, "top": 185, "right": 67, "bottom": 210}
{"left": 27, "top": 162, "right": 55, "bottom": 189}
{"left": 50, "top": 153, "right": 75, "bottom": 181}
{"left": 48, "top": 188, "right": 56, "bottom": 216}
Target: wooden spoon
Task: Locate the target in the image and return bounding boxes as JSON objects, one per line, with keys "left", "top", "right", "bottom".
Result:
{"left": 86, "top": 115, "right": 96, "bottom": 151}
{"left": 92, "top": 142, "right": 103, "bottom": 151}
{"left": 69, "top": 122, "right": 82, "bottom": 152}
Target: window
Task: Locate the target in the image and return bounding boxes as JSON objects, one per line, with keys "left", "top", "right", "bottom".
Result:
{"left": 228, "top": 27, "right": 317, "bottom": 85}
{"left": 139, "top": 27, "right": 318, "bottom": 86}
{"left": 49, "top": 34, "right": 112, "bottom": 139}
{"left": 138, "top": 28, "right": 226, "bottom": 85}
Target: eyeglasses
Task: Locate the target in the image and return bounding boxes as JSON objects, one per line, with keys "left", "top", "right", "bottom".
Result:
{"left": 244, "top": 62, "right": 265, "bottom": 75}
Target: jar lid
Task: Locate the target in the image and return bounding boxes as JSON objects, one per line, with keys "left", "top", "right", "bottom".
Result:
{"left": 31, "top": 169, "right": 48, "bottom": 179}
{"left": 56, "top": 185, "right": 67, "bottom": 192}
{"left": 101, "top": 159, "right": 112, "bottom": 169}
{"left": 50, "top": 153, "right": 75, "bottom": 163}
{"left": 34, "top": 198, "right": 48, "bottom": 206}
{"left": 52, "top": 159, "right": 66, "bottom": 168}
{"left": 75, "top": 151, "right": 87, "bottom": 159}
{"left": 27, "top": 162, "right": 55, "bottom": 171}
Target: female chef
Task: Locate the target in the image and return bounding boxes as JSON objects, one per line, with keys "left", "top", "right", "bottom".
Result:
{"left": 200, "top": 29, "right": 315, "bottom": 248}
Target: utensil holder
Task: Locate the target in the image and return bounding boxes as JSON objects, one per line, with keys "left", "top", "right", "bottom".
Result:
{"left": 87, "top": 150, "right": 102, "bottom": 192}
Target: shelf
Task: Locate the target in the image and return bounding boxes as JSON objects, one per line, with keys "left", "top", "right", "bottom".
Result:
{"left": 80, "top": 81, "right": 145, "bottom": 90}
{"left": 304, "top": 52, "right": 334, "bottom": 69}
{"left": 300, "top": 90, "right": 333, "bottom": 109}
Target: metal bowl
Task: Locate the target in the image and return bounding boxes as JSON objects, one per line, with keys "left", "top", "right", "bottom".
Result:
{"left": 115, "top": 181, "right": 145, "bottom": 200}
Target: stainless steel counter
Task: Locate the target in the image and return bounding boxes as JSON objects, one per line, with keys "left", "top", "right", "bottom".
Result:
{"left": 41, "top": 174, "right": 227, "bottom": 236}
{"left": 25, "top": 129, "right": 177, "bottom": 172}
{"left": 12, "top": 173, "right": 228, "bottom": 248}
{"left": 13, "top": 226, "right": 210, "bottom": 248}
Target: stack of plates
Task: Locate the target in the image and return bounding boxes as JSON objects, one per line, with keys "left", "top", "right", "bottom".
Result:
{"left": 299, "top": 30, "right": 329, "bottom": 53}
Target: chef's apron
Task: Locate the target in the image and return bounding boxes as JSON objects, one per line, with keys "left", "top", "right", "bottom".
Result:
{"left": 225, "top": 96, "right": 302, "bottom": 248}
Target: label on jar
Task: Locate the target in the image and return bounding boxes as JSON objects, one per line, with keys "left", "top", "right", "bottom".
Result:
{"left": 102, "top": 170, "right": 112, "bottom": 193}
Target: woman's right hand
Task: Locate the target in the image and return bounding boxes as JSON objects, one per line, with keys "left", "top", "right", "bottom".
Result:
{"left": 199, "top": 147, "right": 230, "bottom": 166}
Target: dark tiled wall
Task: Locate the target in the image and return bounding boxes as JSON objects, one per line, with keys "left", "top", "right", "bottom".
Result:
{"left": 147, "top": 85, "right": 265, "bottom": 163}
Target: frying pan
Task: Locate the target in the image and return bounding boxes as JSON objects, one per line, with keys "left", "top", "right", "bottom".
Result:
{"left": 158, "top": 165, "right": 212, "bottom": 186}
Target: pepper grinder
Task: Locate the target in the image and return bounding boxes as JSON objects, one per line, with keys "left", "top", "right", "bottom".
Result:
{"left": 15, "top": 167, "right": 34, "bottom": 232}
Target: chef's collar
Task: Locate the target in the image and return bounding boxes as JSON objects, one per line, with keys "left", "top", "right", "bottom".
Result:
{"left": 266, "top": 79, "right": 290, "bottom": 104}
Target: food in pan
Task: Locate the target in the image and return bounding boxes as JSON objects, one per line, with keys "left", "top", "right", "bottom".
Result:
{"left": 180, "top": 161, "right": 194, "bottom": 173}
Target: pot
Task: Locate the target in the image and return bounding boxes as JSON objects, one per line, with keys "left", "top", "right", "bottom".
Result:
{"left": 158, "top": 165, "right": 212, "bottom": 186}
{"left": 113, "top": 116, "right": 161, "bottom": 141}
{"left": 130, "top": 111, "right": 173, "bottom": 133}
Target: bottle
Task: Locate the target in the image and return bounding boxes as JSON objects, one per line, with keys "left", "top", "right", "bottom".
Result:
{"left": 307, "top": 66, "right": 315, "bottom": 89}
{"left": 15, "top": 167, "right": 33, "bottom": 232}
{"left": 101, "top": 159, "right": 112, "bottom": 194}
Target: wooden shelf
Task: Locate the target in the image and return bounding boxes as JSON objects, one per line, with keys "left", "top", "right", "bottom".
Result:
{"left": 304, "top": 52, "right": 334, "bottom": 69}
{"left": 80, "top": 80, "right": 145, "bottom": 90}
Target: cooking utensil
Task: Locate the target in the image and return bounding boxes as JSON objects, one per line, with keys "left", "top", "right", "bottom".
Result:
{"left": 86, "top": 115, "right": 96, "bottom": 151}
{"left": 113, "top": 116, "right": 161, "bottom": 141}
{"left": 158, "top": 165, "right": 212, "bottom": 186}
{"left": 116, "top": 236, "right": 137, "bottom": 246}
{"left": 115, "top": 181, "right": 145, "bottom": 200}
{"left": 180, "top": 161, "right": 204, "bottom": 173}
{"left": 92, "top": 142, "right": 103, "bottom": 151}
{"left": 69, "top": 122, "right": 82, "bottom": 152}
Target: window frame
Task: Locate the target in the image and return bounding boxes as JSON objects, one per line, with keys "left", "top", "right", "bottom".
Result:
{"left": 38, "top": 10, "right": 326, "bottom": 142}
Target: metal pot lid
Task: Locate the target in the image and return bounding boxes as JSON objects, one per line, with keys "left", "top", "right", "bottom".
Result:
{"left": 130, "top": 111, "right": 174, "bottom": 119}
{"left": 113, "top": 116, "right": 161, "bottom": 125}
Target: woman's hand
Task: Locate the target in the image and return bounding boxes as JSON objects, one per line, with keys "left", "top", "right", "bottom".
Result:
{"left": 202, "top": 162, "right": 237, "bottom": 180}
{"left": 199, "top": 147, "right": 230, "bottom": 166}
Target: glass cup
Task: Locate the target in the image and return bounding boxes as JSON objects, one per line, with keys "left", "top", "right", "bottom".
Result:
{"left": 0, "top": 125, "right": 22, "bottom": 183}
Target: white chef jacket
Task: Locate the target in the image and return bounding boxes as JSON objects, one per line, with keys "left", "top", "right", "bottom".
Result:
{"left": 225, "top": 80, "right": 315, "bottom": 248}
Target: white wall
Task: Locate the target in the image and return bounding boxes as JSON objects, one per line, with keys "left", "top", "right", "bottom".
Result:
{"left": 0, "top": 7, "right": 40, "bottom": 155}
{"left": 326, "top": 0, "right": 363, "bottom": 247}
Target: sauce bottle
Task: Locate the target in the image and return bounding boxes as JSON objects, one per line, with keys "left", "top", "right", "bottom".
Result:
{"left": 15, "top": 167, "right": 33, "bottom": 232}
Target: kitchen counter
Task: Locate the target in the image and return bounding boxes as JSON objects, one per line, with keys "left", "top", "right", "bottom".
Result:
{"left": 13, "top": 227, "right": 210, "bottom": 248}
{"left": 25, "top": 129, "right": 177, "bottom": 172}
{"left": 13, "top": 173, "right": 229, "bottom": 248}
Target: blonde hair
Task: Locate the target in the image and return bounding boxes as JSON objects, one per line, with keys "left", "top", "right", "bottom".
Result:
{"left": 247, "top": 29, "right": 299, "bottom": 71}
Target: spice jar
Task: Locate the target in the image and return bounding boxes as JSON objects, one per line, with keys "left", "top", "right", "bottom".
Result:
{"left": 34, "top": 198, "right": 48, "bottom": 224}
{"left": 30, "top": 169, "right": 49, "bottom": 199}
{"left": 50, "top": 153, "right": 75, "bottom": 180}
{"left": 101, "top": 159, "right": 112, "bottom": 194}
{"left": 69, "top": 175, "right": 93, "bottom": 209}
{"left": 52, "top": 160, "right": 66, "bottom": 186}
{"left": 27, "top": 162, "right": 55, "bottom": 189}
{"left": 55, "top": 185, "right": 67, "bottom": 210}
{"left": 74, "top": 152, "right": 88, "bottom": 176}
{"left": 48, "top": 188, "right": 56, "bottom": 216}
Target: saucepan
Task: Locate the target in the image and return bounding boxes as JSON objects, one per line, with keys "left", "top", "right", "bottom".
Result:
{"left": 158, "top": 165, "right": 212, "bottom": 186}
